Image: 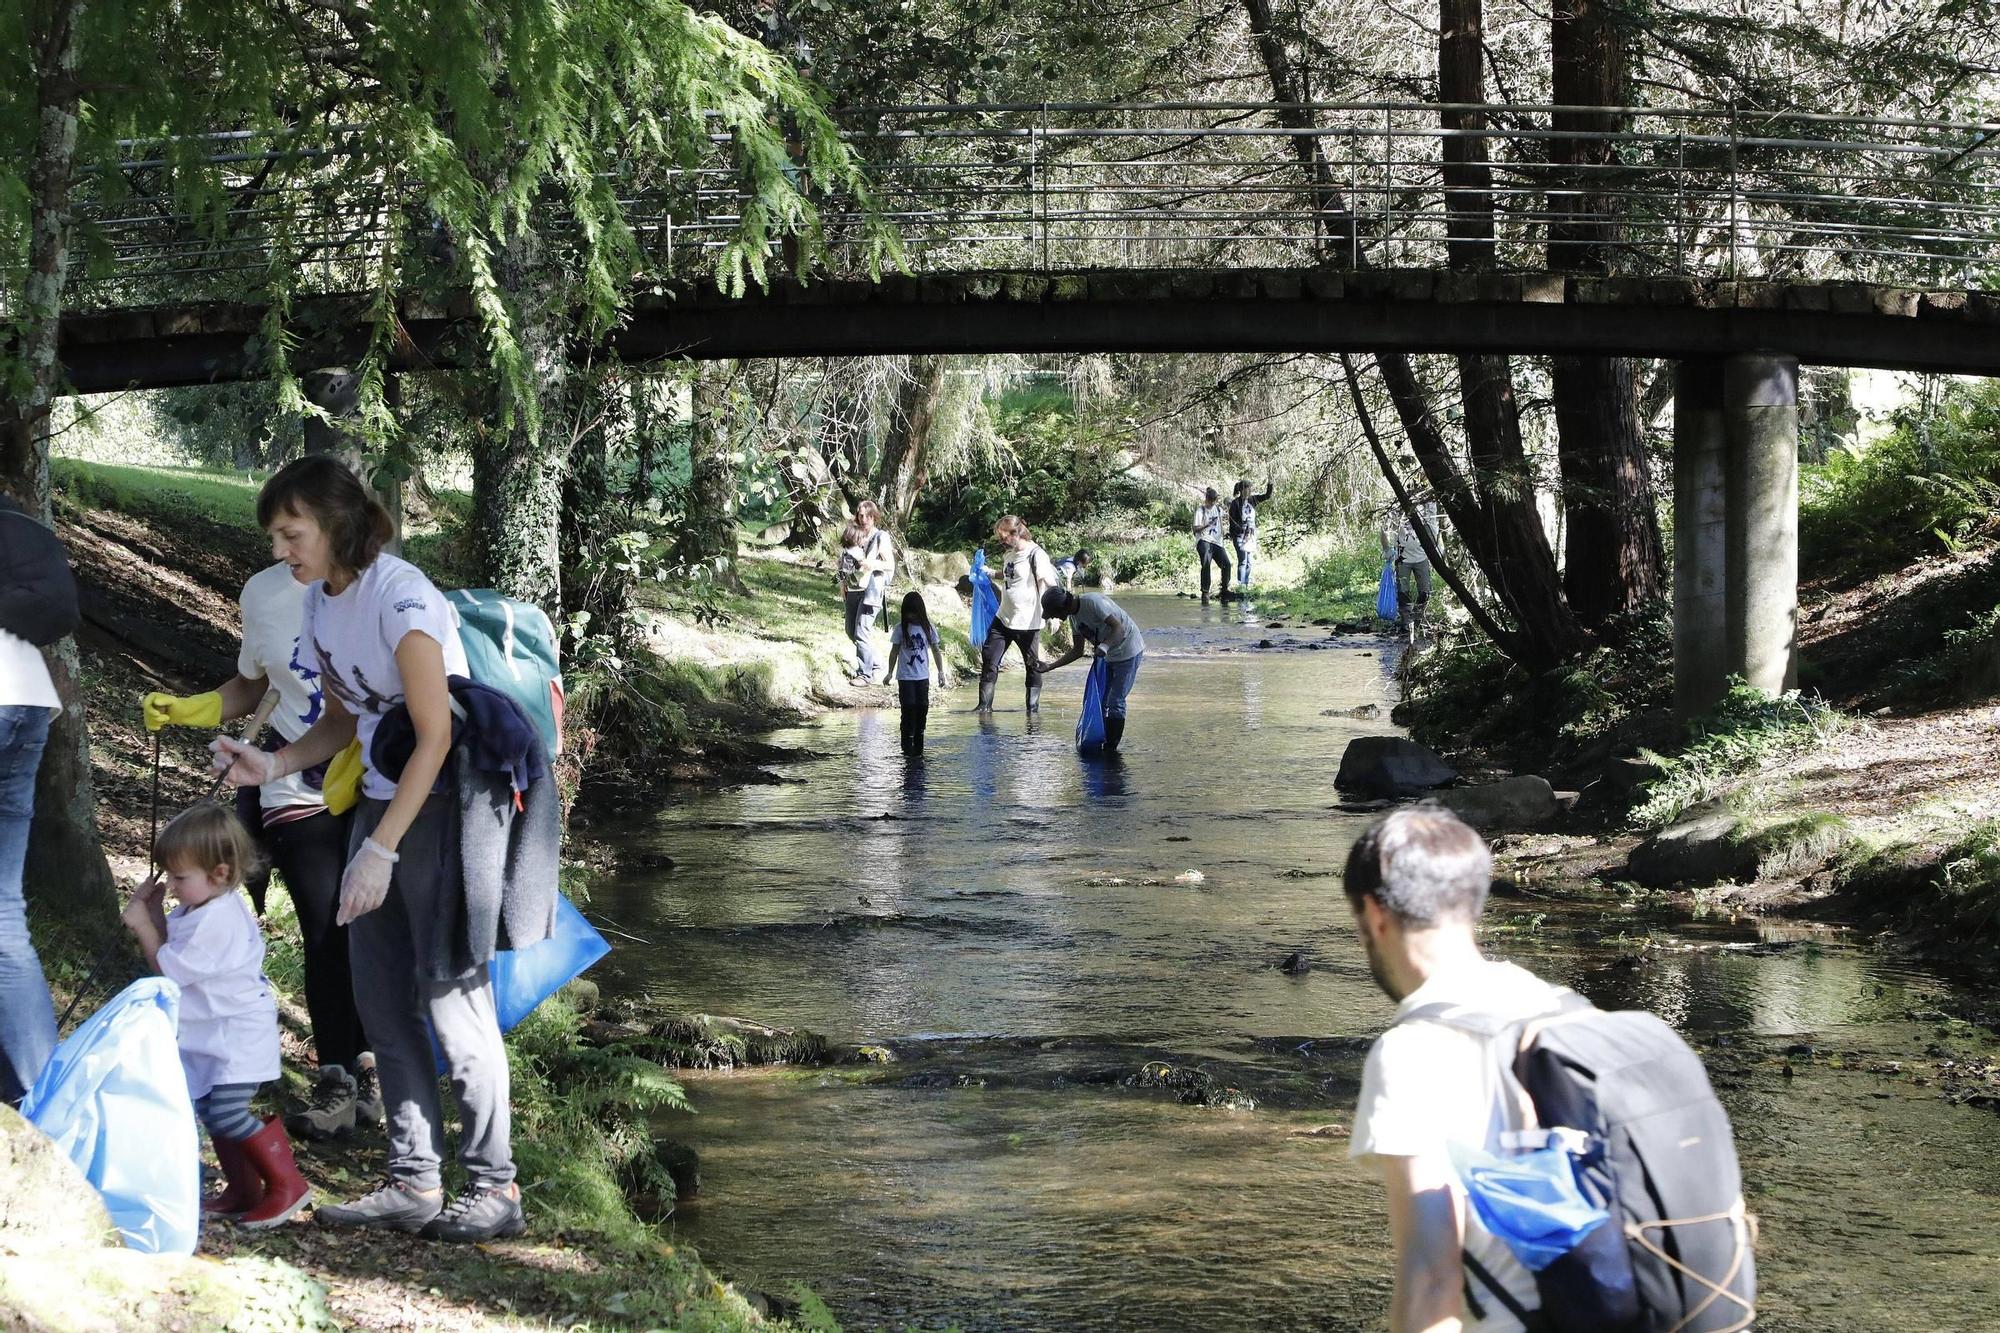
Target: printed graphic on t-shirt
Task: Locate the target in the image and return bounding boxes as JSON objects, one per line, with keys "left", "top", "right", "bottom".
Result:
{"left": 287, "top": 636, "right": 323, "bottom": 727}
{"left": 313, "top": 634, "right": 403, "bottom": 717}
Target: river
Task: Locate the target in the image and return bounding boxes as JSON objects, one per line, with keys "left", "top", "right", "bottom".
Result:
{"left": 588, "top": 594, "right": 2000, "bottom": 1332}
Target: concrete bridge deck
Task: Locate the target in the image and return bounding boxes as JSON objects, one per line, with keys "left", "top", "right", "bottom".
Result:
{"left": 57, "top": 266, "right": 2000, "bottom": 393}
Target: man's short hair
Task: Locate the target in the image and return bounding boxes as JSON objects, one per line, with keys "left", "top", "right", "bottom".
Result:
{"left": 1342, "top": 806, "right": 1492, "bottom": 927}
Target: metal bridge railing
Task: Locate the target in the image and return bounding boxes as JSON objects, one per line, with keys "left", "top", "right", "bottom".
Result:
{"left": 53, "top": 101, "right": 2000, "bottom": 313}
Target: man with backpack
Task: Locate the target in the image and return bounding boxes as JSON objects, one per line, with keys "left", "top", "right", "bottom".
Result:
{"left": 1344, "top": 807, "right": 1756, "bottom": 1333}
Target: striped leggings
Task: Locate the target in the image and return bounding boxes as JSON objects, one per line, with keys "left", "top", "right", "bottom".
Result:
{"left": 195, "top": 1081, "right": 263, "bottom": 1141}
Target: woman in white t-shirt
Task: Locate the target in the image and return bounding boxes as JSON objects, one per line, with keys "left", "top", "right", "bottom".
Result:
{"left": 976, "top": 514, "right": 1056, "bottom": 715}
{"left": 837, "top": 500, "right": 896, "bottom": 684}
{"left": 142, "top": 559, "right": 374, "bottom": 1138}
{"left": 211, "top": 455, "right": 521, "bottom": 1244}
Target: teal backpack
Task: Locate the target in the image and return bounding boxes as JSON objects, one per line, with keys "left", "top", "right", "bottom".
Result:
{"left": 447, "top": 588, "right": 565, "bottom": 757}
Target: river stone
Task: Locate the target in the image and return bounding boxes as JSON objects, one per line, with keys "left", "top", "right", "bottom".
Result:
{"left": 1321, "top": 703, "right": 1381, "bottom": 720}
{"left": 1335, "top": 736, "right": 1458, "bottom": 797}
{"left": 1433, "top": 776, "right": 1559, "bottom": 832}
{"left": 0, "top": 1102, "right": 115, "bottom": 1255}
{"left": 1627, "top": 801, "right": 1755, "bottom": 887}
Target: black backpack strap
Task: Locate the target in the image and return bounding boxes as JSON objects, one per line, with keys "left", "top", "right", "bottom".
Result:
{"left": 1463, "top": 1251, "right": 1550, "bottom": 1332}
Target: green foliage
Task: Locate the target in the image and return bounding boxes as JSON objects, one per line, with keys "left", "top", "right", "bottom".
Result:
{"left": 1631, "top": 684, "right": 1848, "bottom": 829}
{"left": 1802, "top": 379, "right": 2000, "bottom": 573}
{"left": 50, "top": 459, "right": 263, "bottom": 531}
{"left": 1836, "top": 820, "right": 2000, "bottom": 951}
{"left": 909, "top": 386, "right": 1131, "bottom": 546}
{"left": 1260, "top": 542, "right": 1381, "bottom": 623}
{"left": 1895, "top": 598, "right": 2000, "bottom": 701}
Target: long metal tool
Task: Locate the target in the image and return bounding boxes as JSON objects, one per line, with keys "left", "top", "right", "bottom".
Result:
{"left": 56, "top": 690, "right": 283, "bottom": 1029}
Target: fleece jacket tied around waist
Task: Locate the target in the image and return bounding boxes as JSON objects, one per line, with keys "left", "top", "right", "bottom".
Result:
{"left": 370, "top": 678, "right": 560, "bottom": 982}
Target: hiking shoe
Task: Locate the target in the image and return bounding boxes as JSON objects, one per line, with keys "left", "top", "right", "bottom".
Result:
{"left": 285, "top": 1065, "right": 357, "bottom": 1140}
{"left": 421, "top": 1182, "right": 526, "bottom": 1243}
{"left": 316, "top": 1179, "right": 443, "bottom": 1233}
{"left": 353, "top": 1055, "right": 384, "bottom": 1127}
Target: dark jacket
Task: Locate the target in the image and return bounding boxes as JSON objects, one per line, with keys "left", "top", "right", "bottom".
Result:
{"left": 372, "top": 678, "right": 559, "bottom": 981}
{"left": 0, "top": 497, "right": 80, "bottom": 647}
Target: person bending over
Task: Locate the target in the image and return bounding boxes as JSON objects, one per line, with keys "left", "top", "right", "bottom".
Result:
{"left": 1039, "top": 587, "right": 1146, "bottom": 754}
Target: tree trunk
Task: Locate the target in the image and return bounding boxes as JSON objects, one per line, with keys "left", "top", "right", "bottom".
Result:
{"left": 679, "top": 360, "right": 744, "bottom": 589}
{"left": 1549, "top": 0, "right": 1663, "bottom": 627}
{"left": 470, "top": 226, "right": 569, "bottom": 613}
{"left": 873, "top": 355, "right": 947, "bottom": 526}
{"left": 1240, "top": 0, "right": 1358, "bottom": 257}
{"left": 1, "top": 0, "right": 118, "bottom": 933}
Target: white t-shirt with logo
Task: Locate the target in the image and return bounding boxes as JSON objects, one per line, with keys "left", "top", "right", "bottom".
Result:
{"left": 0, "top": 629, "right": 56, "bottom": 710}
{"left": 158, "top": 891, "right": 280, "bottom": 1100}
{"left": 301, "top": 553, "right": 468, "bottom": 802}
{"left": 1073, "top": 594, "right": 1145, "bottom": 663}
{"left": 889, "top": 623, "right": 938, "bottom": 682}
{"left": 997, "top": 542, "right": 1053, "bottom": 632}
{"left": 236, "top": 563, "right": 331, "bottom": 814}
{"left": 1193, "top": 503, "right": 1225, "bottom": 544}
{"left": 1350, "top": 957, "right": 1567, "bottom": 1332}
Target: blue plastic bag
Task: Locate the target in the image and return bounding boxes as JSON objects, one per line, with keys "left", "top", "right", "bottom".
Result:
{"left": 1076, "top": 655, "right": 1109, "bottom": 753}
{"left": 494, "top": 893, "right": 611, "bottom": 1031}
{"left": 1376, "top": 560, "right": 1400, "bottom": 621}
{"left": 1449, "top": 1137, "right": 1611, "bottom": 1272}
{"left": 969, "top": 549, "right": 1001, "bottom": 646}
{"left": 22, "top": 977, "right": 200, "bottom": 1255}
{"left": 433, "top": 894, "right": 611, "bottom": 1072}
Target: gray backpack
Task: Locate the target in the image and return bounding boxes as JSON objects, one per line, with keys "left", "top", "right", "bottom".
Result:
{"left": 1402, "top": 993, "right": 1757, "bottom": 1332}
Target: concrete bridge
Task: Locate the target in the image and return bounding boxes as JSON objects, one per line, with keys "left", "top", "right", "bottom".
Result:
{"left": 52, "top": 101, "right": 2000, "bottom": 714}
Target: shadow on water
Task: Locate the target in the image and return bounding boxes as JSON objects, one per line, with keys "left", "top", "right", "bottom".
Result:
{"left": 589, "top": 595, "right": 2000, "bottom": 1332}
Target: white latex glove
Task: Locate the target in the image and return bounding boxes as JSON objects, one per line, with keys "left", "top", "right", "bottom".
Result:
{"left": 336, "top": 837, "right": 397, "bottom": 926}
{"left": 209, "top": 736, "right": 283, "bottom": 788}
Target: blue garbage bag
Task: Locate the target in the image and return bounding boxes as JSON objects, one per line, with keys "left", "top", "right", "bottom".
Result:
{"left": 22, "top": 977, "right": 200, "bottom": 1255}
{"left": 970, "top": 549, "right": 1001, "bottom": 646}
{"left": 433, "top": 893, "right": 611, "bottom": 1071}
{"left": 1076, "top": 655, "right": 1109, "bottom": 753}
{"left": 1449, "top": 1137, "right": 1611, "bottom": 1272}
{"left": 494, "top": 893, "right": 611, "bottom": 1031}
{"left": 1376, "top": 560, "right": 1400, "bottom": 621}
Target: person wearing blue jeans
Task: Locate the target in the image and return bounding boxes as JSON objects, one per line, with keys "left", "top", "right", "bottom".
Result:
{"left": 1228, "top": 479, "right": 1273, "bottom": 589}
{"left": 0, "top": 495, "right": 81, "bottom": 1104}
{"left": 1039, "top": 587, "right": 1146, "bottom": 754}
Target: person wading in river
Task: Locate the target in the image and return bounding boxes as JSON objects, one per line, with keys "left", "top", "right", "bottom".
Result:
{"left": 1191, "top": 487, "right": 1234, "bottom": 604}
{"left": 1227, "top": 478, "right": 1273, "bottom": 592}
{"left": 1344, "top": 806, "right": 1563, "bottom": 1332}
{"left": 1038, "top": 587, "right": 1145, "bottom": 754}
{"left": 977, "top": 515, "right": 1056, "bottom": 714}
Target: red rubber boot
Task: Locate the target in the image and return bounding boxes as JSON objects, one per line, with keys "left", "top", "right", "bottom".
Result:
{"left": 236, "top": 1116, "right": 313, "bottom": 1228}
{"left": 205, "top": 1134, "right": 265, "bottom": 1217}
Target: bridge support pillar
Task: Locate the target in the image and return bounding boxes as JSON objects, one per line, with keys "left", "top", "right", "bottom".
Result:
{"left": 1673, "top": 354, "right": 1799, "bottom": 716}
{"left": 1672, "top": 360, "right": 1729, "bottom": 717}
{"left": 1723, "top": 354, "right": 1799, "bottom": 698}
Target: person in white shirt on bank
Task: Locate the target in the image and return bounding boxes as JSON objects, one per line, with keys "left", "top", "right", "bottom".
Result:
{"left": 977, "top": 514, "right": 1057, "bottom": 714}
{"left": 142, "top": 558, "right": 377, "bottom": 1138}
{"left": 1344, "top": 806, "right": 1566, "bottom": 1333}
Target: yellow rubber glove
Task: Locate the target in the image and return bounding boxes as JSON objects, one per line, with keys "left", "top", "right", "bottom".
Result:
{"left": 321, "top": 740, "right": 364, "bottom": 815}
{"left": 142, "top": 691, "right": 223, "bottom": 733}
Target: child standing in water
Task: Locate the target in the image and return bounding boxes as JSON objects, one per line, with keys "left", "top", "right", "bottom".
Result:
{"left": 885, "top": 590, "right": 950, "bottom": 757}
{"left": 121, "top": 804, "right": 310, "bottom": 1229}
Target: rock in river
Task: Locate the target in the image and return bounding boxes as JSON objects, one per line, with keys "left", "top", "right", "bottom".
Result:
{"left": 1433, "top": 776, "right": 1559, "bottom": 831}
{"left": 1335, "top": 736, "right": 1458, "bottom": 798}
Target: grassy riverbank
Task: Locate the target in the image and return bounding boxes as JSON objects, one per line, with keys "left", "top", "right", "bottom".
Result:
{"left": 39, "top": 457, "right": 898, "bottom": 1328}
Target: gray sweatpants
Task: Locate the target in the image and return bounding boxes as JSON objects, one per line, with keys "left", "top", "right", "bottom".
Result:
{"left": 349, "top": 795, "right": 514, "bottom": 1192}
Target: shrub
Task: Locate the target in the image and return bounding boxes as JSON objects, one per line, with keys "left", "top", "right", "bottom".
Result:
{"left": 1802, "top": 379, "right": 2000, "bottom": 573}
{"left": 1631, "top": 683, "right": 1847, "bottom": 828}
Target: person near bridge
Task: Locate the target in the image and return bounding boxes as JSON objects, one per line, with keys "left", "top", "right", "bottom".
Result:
{"left": 1039, "top": 587, "right": 1145, "bottom": 755}
{"left": 1191, "top": 487, "right": 1235, "bottom": 604}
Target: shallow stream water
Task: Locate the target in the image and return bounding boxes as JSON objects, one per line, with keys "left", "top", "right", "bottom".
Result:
{"left": 589, "top": 595, "right": 2000, "bottom": 1332}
